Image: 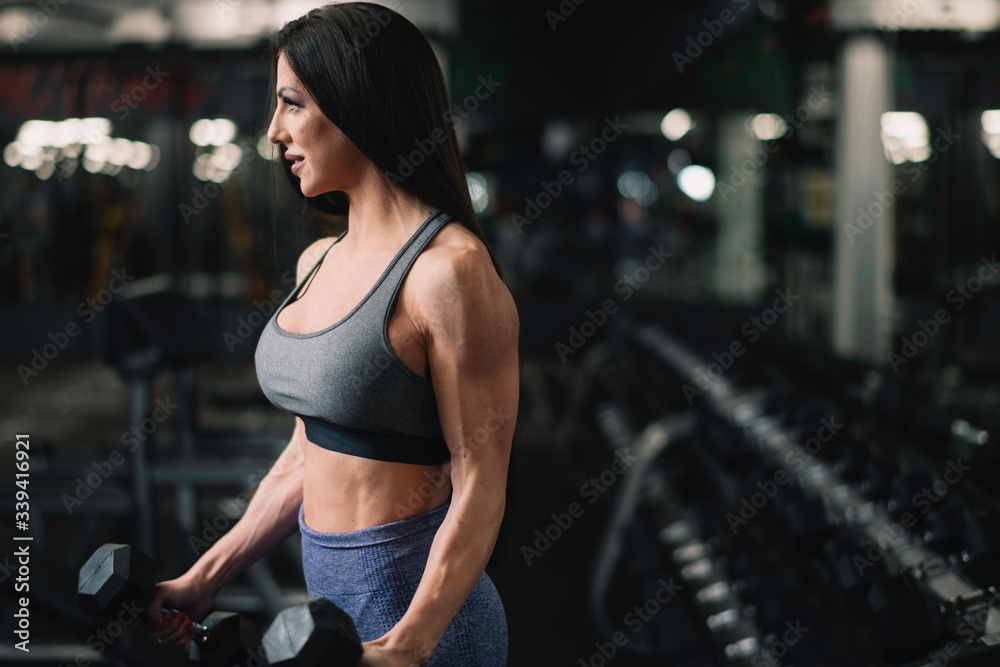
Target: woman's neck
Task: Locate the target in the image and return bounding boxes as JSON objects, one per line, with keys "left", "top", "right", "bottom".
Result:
{"left": 339, "top": 183, "right": 436, "bottom": 252}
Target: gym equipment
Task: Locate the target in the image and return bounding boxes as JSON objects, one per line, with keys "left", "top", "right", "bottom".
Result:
{"left": 861, "top": 459, "right": 901, "bottom": 500}
{"left": 261, "top": 598, "right": 363, "bottom": 666}
{"left": 964, "top": 513, "right": 1000, "bottom": 588}
{"left": 631, "top": 324, "right": 1000, "bottom": 665}
{"left": 0, "top": 543, "right": 158, "bottom": 667}
{"left": 923, "top": 497, "right": 978, "bottom": 556}
{"left": 821, "top": 533, "right": 904, "bottom": 617}
{"left": 108, "top": 286, "right": 287, "bottom": 560}
{"left": 862, "top": 565, "right": 1000, "bottom": 662}
{"left": 778, "top": 488, "right": 833, "bottom": 550}
{"left": 78, "top": 543, "right": 262, "bottom": 666}
{"left": 888, "top": 469, "right": 937, "bottom": 520}
{"left": 865, "top": 571, "right": 944, "bottom": 660}
{"left": 189, "top": 612, "right": 264, "bottom": 667}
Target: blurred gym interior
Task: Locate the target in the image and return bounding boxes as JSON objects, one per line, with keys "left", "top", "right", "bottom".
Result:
{"left": 1, "top": 0, "right": 1000, "bottom": 665}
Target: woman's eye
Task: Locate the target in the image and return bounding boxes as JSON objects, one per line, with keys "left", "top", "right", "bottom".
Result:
{"left": 281, "top": 95, "right": 300, "bottom": 111}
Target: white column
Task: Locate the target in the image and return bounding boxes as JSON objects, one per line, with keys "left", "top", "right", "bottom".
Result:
{"left": 831, "top": 34, "right": 895, "bottom": 364}
{"left": 714, "top": 113, "right": 766, "bottom": 304}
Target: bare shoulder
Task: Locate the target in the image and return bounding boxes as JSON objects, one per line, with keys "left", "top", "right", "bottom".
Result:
{"left": 295, "top": 235, "right": 340, "bottom": 284}
{"left": 409, "top": 221, "right": 518, "bottom": 335}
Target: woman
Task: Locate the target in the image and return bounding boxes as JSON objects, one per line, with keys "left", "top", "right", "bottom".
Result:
{"left": 144, "top": 4, "right": 519, "bottom": 665}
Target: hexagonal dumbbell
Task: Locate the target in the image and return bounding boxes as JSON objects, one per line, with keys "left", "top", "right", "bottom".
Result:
{"left": 262, "top": 598, "right": 363, "bottom": 666}
{"left": 78, "top": 543, "right": 262, "bottom": 666}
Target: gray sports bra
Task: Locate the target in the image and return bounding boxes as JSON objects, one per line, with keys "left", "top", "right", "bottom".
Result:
{"left": 254, "top": 209, "right": 452, "bottom": 465}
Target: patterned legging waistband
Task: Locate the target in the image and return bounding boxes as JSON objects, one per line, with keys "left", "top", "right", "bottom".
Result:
{"left": 297, "top": 501, "right": 451, "bottom": 595}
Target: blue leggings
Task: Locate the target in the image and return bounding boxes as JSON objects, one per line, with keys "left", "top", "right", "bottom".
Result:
{"left": 298, "top": 500, "right": 508, "bottom": 666}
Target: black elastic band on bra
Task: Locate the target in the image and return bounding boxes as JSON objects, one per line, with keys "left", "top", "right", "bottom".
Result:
{"left": 298, "top": 414, "right": 451, "bottom": 465}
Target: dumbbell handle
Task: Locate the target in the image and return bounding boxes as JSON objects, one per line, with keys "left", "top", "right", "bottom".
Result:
{"left": 159, "top": 606, "right": 210, "bottom": 644}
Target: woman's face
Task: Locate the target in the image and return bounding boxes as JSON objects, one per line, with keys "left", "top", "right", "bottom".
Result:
{"left": 266, "top": 51, "right": 367, "bottom": 198}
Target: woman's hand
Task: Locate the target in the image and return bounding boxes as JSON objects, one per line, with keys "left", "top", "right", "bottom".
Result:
{"left": 359, "top": 636, "right": 433, "bottom": 667}
{"left": 141, "top": 570, "right": 216, "bottom": 646}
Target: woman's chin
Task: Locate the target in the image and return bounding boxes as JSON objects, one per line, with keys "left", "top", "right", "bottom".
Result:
{"left": 302, "top": 184, "right": 339, "bottom": 199}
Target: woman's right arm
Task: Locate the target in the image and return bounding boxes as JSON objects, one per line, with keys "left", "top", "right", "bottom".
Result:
{"left": 146, "top": 416, "right": 306, "bottom": 642}
{"left": 147, "top": 238, "right": 331, "bottom": 642}
{"left": 190, "top": 414, "right": 306, "bottom": 595}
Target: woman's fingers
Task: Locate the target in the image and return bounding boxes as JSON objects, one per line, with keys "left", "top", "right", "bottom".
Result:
{"left": 161, "top": 613, "right": 189, "bottom": 643}
{"left": 142, "top": 602, "right": 163, "bottom": 632}
{"left": 178, "top": 619, "right": 196, "bottom": 644}
{"left": 149, "top": 611, "right": 176, "bottom": 639}
{"left": 147, "top": 610, "right": 173, "bottom": 638}
{"left": 151, "top": 611, "right": 190, "bottom": 643}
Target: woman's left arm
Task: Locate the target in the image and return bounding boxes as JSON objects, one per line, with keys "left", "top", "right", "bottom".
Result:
{"left": 362, "top": 247, "right": 520, "bottom": 667}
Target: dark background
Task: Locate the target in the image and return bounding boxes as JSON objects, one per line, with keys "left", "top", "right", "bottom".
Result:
{"left": 2, "top": 0, "right": 1000, "bottom": 665}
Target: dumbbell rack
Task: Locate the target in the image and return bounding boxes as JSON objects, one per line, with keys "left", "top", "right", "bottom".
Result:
{"left": 589, "top": 394, "right": 800, "bottom": 663}
{"left": 592, "top": 323, "right": 1000, "bottom": 664}
{"left": 583, "top": 324, "right": 1000, "bottom": 664}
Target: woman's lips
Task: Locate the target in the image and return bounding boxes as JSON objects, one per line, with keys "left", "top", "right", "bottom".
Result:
{"left": 291, "top": 158, "right": 304, "bottom": 175}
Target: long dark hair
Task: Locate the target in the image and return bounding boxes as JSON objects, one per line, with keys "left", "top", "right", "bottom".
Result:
{"left": 266, "top": 1, "right": 506, "bottom": 284}
{"left": 266, "top": 2, "right": 517, "bottom": 569}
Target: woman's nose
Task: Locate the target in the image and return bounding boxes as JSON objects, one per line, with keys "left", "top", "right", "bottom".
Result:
{"left": 267, "top": 114, "right": 283, "bottom": 145}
